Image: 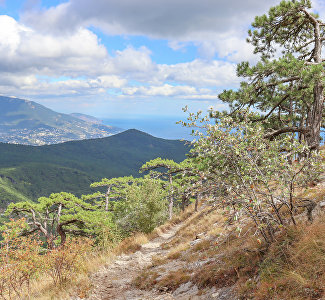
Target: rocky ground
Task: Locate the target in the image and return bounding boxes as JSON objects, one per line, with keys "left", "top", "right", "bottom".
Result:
{"left": 83, "top": 220, "right": 237, "bottom": 300}
{"left": 79, "top": 174, "right": 325, "bottom": 300}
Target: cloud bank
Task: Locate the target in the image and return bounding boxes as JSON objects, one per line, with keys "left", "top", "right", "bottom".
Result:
{"left": 1, "top": 0, "right": 322, "bottom": 116}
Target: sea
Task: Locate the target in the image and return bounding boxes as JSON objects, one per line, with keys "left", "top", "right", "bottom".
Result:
{"left": 102, "top": 116, "right": 194, "bottom": 141}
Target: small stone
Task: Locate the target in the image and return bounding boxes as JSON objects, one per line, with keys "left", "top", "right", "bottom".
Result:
{"left": 319, "top": 201, "right": 325, "bottom": 208}
{"left": 190, "top": 239, "right": 202, "bottom": 246}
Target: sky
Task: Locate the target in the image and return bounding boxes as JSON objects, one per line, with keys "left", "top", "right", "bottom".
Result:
{"left": 0, "top": 0, "right": 325, "bottom": 120}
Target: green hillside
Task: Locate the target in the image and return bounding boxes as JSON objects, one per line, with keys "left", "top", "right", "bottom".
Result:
{"left": 0, "top": 129, "right": 189, "bottom": 208}
{"left": 0, "top": 96, "right": 121, "bottom": 145}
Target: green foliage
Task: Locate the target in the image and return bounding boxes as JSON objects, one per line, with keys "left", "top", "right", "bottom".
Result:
{"left": 0, "top": 129, "right": 189, "bottom": 207}
{"left": 88, "top": 176, "right": 135, "bottom": 211}
{"left": 114, "top": 178, "right": 168, "bottom": 234}
{"left": 183, "top": 111, "right": 323, "bottom": 243}
{"left": 218, "top": 0, "right": 325, "bottom": 149}
{"left": 140, "top": 158, "right": 185, "bottom": 219}
{"left": 6, "top": 192, "right": 114, "bottom": 248}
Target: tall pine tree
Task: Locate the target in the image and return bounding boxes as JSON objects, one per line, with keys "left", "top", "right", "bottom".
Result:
{"left": 219, "top": 0, "right": 325, "bottom": 150}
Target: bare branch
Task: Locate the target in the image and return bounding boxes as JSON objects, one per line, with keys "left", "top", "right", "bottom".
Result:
{"left": 264, "top": 126, "right": 308, "bottom": 139}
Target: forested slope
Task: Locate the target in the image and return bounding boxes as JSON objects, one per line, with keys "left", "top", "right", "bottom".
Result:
{"left": 0, "top": 129, "right": 189, "bottom": 207}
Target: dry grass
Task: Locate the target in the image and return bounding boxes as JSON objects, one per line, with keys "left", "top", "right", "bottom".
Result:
{"left": 156, "top": 268, "right": 191, "bottom": 292}
{"left": 125, "top": 183, "right": 325, "bottom": 299}
{"left": 252, "top": 220, "right": 325, "bottom": 299}
{"left": 133, "top": 270, "right": 160, "bottom": 290}
{"left": 27, "top": 249, "right": 114, "bottom": 300}
{"left": 25, "top": 186, "right": 325, "bottom": 300}
{"left": 151, "top": 255, "right": 168, "bottom": 267}
{"left": 115, "top": 233, "right": 149, "bottom": 255}
{"left": 167, "top": 242, "right": 190, "bottom": 259}
{"left": 24, "top": 203, "right": 199, "bottom": 299}
{"left": 165, "top": 206, "right": 225, "bottom": 250}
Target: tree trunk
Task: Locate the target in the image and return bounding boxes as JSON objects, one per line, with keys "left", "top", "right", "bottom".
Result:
{"left": 306, "top": 22, "right": 324, "bottom": 150}
{"left": 195, "top": 194, "right": 200, "bottom": 212}
{"left": 306, "top": 83, "right": 324, "bottom": 150}
{"left": 47, "top": 234, "right": 55, "bottom": 249}
{"left": 57, "top": 225, "right": 66, "bottom": 246}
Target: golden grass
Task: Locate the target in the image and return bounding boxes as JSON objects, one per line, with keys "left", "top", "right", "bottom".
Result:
{"left": 192, "top": 239, "right": 212, "bottom": 252}
{"left": 115, "top": 233, "right": 149, "bottom": 255}
{"left": 26, "top": 249, "right": 114, "bottom": 300}
{"left": 133, "top": 270, "right": 160, "bottom": 290}
{"left": 167, "top": 242, "right": 190, "bottom": 259}
{"left": 242, "top": 218, "right": 325, "bottom": 299}
{"left": 24, "top": 203, "right": 199, "bottom": 299}
{"left": 131, "top": 184, "right": 325, "bottom": 299}
{"left": 24, "top": 186, "right": 325, "bottom": 300}
{"left": 151, "top": 255, "right": 168, "bottom": 267}
{"left": 156, "top": 268, "right": 191, "bottom": 292}
{"left": 164, "top": 206, "right": 224, "bottom": 250}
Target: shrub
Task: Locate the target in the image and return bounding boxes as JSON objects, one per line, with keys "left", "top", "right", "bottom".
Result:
{"left": 0, "top": 219, "right": 42, "bottom": 299}
{"left": 44, "top": 238, "right": 93, "bottom": 286}
{"left": 114, "top": 178, "right": 168, "bottom": 234}
{"left": 182, "top": 111, "right": 323, "bottom": 243}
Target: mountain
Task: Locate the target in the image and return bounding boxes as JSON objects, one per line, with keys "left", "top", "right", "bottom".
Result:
{"left": 70, "top": 113, "right": 103, "bottom": 124}
{"left": 0, "top": 96, "right": 122, "bottom": 145}
{"left": 0, "top": 129, "right": 190, "bottom": 208}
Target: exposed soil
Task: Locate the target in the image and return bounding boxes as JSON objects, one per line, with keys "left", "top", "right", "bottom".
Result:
{"left": 84, "top": 220, "right": 238, "bottom": 300}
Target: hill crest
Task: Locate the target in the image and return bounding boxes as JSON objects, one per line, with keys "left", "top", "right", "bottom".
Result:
{"left": 0, "top": 96, "right": 121, "bottom": 145}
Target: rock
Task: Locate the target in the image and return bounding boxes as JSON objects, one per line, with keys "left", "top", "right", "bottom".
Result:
{"left": 190, "top": 239, "right": 203, "bottom": 246}
{"left": 196, "top": 233, "right": 206, "bottom": 239}
{"left": 173, "top": 282, "right": 198, "bottom": 298}
{"left": 211, "top": 286, "right": 238, "bottom": 300}
{"left": 319, "top": 201, "right": 325, "bottom": 208}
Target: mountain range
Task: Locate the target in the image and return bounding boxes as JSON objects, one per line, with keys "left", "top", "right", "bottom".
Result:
{"left": 70, "top": 113, "right": 103, "bottom": 124}
{"left": 0, "top": 96, "right": 121, "bottom": 145}
{"left": 0, "top": 129, "right": 189, "bottom": 208}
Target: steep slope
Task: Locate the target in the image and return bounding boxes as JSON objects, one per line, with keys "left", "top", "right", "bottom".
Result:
{"left": 0, "top": 129, "right": 189, "bottom": 207}
{"left": 0, "top": 96, "right": 121, "bottom": 145}
{"left": 70, "top": 113, "right": 103, "bottom": 124}
{"left": 85, "top": 205, "right": 237, "bottom": 300}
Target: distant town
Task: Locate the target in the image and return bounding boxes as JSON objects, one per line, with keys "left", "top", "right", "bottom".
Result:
{"left": 0, "top": 127, "right": 115, "bottom": 146}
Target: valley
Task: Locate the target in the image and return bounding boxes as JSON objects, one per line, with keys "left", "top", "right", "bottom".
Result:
{"left": 0, "top": 129, "right": 189, "bottom": 208}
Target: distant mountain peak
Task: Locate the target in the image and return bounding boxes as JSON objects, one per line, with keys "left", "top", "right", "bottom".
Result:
{"left": 0, "top": 95, "right": 122, "bottom": 145}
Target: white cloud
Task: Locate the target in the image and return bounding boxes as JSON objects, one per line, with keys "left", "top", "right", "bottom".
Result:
{"left": 104, "top": 46, "right": 157, "bottom": 77}
{"left": 21, "top": 0, "right": 280, "bottom": 61}
{"left": 0, "top": 0, "right": 322, "bottom": 117}
{"left": 22, "top": 0, "right": 279, "bottom": 39}
{"left": 0, "top": 15, "right": 242, "bottom": 101}
{"left": 121, "top": 84, "right": 219, "bottom": 100}
{"left": 0, "top": 15, "right": 108, "bottom": 76}
{"left": 157, "top": 59, "right": 239, "bottom": 87}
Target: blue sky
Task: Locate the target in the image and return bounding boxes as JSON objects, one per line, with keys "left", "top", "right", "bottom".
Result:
{"left": 0, "top": 0, "right": 324, "bottom": 121}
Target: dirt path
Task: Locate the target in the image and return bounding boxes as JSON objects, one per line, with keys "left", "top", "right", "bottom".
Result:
{"left": 86, "top": 226, "right": 181, "bottom": 300}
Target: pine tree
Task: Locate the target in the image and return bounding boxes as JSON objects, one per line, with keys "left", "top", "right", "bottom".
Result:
{"left": 6, "top": 192, "right": 112, "bottom": 248}
{"left": 219, "top": 0, "right": 325, "bottom": 150}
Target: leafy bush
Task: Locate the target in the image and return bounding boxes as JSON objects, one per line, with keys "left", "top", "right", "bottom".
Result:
{"left": 114, "top": 178, "right": 168, "bottom": 234}
{"left": 183, "top": 111, "right": 323, "bottom": 243}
